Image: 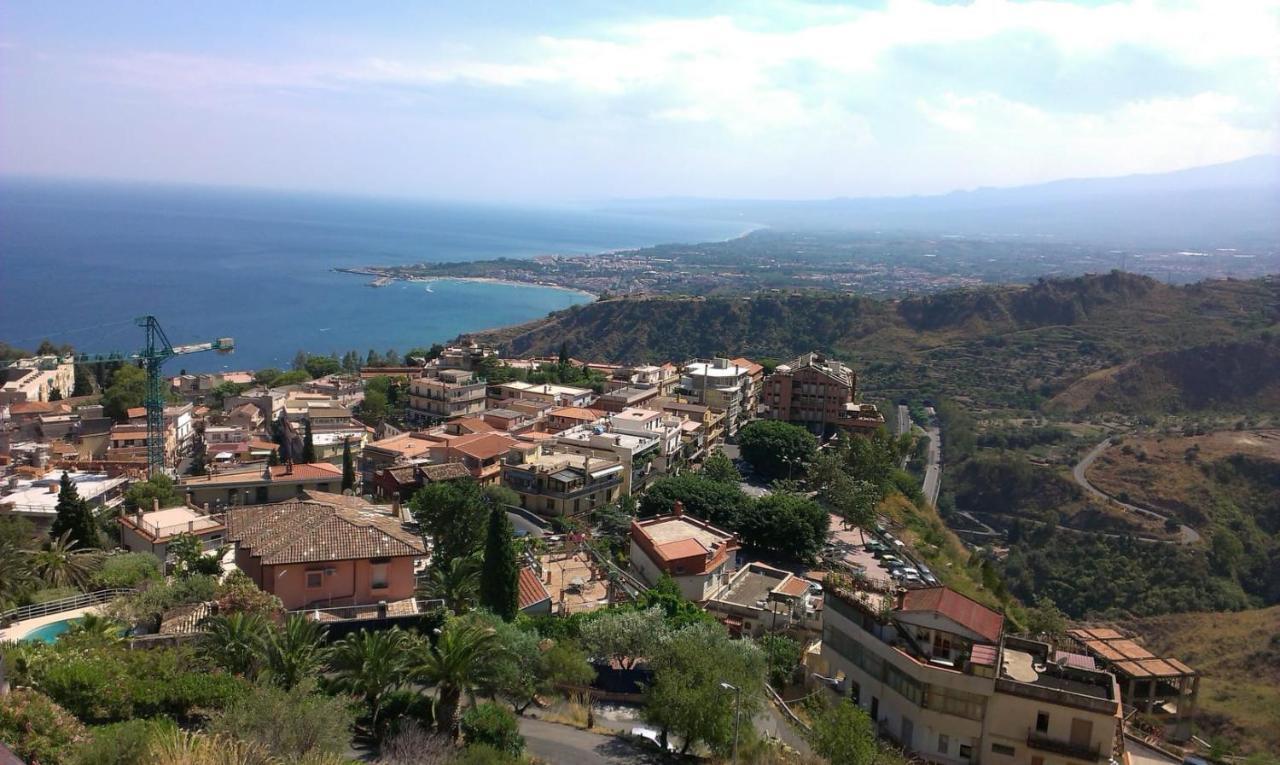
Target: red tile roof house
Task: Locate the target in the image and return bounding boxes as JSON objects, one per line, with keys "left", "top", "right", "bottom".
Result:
{"left": 629, "top": 502, "right": 740, "bottom": 602}
{"left": 225, "top": 496, "right": 425, "bottom": 611}
{"left": 518, "top": 566, "right": 553, "bottom": 615}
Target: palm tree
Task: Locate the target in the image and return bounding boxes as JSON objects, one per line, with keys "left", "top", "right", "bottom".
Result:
{"left": 0, "top": 542, "right": 35, "bottom": 610}
{"left": 62, "top": 613, "right": 124, "bottom": 646}
{"left": 262, "top": 614, "right": 327, "bottom": 690}
{"left": 412, "top": 620, "right": 499, "bottom": 738}
{"left": 25, "top": 531, "right": 103, "bottom": 589}
{"left": 421, "top": 555, "right": 481, "bottom": 615}
{"left": 326, "top": 628, "right": 416, "bottom": 733}
{"left": 199, "top": 612, "right": 270, "bottom": 678}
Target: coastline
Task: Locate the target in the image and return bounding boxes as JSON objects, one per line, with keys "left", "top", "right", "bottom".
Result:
{"left": 416, "top": 275, "right": 597, "bottom": 299}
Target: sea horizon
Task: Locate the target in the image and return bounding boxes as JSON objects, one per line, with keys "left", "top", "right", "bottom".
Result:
{"left": 0, "top": 176, "right": 750, "bottom": 372}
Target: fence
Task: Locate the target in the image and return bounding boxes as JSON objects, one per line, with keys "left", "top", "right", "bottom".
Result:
{"left": 0, "top": 588, "right": 134, "bottom": 628}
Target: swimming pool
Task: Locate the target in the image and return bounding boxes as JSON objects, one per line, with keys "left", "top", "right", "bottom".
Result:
{"left": 20, "top": 617, "right": 81, "bottom": 644}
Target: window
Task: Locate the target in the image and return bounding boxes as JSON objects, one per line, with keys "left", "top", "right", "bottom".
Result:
{"left": 1030, "top": 758, "right": 1045, "bottom": 765}
{"left": 991, "top": 743, "right": 1016, "bottom": 757}
{"left": 938, "top": 735, "right": 949, "bottom": 755}
{"left": 1036, "top": 711, "right": 1050, "bottom": 733}
{"left": 370, "top": 557, "right": 390, "bottom": 590}
{"left": 958, "top": 745, "right": 972, "bottom": 761}
{"left": 305, "top": 570, "right": 323, "bottom": 589}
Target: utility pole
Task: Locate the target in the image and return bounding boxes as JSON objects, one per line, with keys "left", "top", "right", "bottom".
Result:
{"left": 720, "top": 681, "right": 741, "bottom": 765}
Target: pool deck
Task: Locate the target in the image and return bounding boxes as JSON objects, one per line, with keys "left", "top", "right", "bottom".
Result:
{"left": 0, "top": 606, "right": 101, "bottom": 642}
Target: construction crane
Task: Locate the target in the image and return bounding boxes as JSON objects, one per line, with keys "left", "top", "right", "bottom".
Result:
{"left": 77, "top": 316, "right": 234, "bottom": 478}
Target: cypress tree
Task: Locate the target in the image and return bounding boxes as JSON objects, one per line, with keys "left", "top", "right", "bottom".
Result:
{"left": 50, "top": 471, "right": 99, "bottom": 549}
{"left": 302, "top": 420, "right": 316, "bottom": 463}
{"left": 341, "top": 438, "right": 355, "bottom": 492}
{"left": 479, "top": 507, "right": 519, "bottom": 621}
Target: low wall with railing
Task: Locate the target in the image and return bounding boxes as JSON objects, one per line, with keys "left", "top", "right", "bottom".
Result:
{"left": 0, "top": 588, "right": 134, "bottom": 628}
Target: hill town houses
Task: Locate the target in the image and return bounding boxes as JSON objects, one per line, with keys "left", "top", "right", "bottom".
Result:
{"left": 1, "top": 344, "right": 1200, "bottom": 764}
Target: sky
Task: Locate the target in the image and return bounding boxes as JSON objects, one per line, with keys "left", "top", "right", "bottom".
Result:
{"left": 1, "top": 0, "right": 1277, "bottom": 201}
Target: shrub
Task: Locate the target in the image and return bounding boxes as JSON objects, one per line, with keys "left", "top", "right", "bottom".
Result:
{"left": 0, "top": 688, "right": 87, "bottom": 765}
{"left": 459, "top": 702, "right": 523, "bottom": 757}
{"left": 215, "top": 570, "right": 284, "bottom": 619}
{"left": 72, "top": 718, "right": 178, "bottom": 765}
{"left": 28, "top": 586, "right": 81, "bottom": 604}
{"left": 454, "top": 743, "right": 521, "bottom": 765}
{"left": 94, "top": 553, "right": 162, "bottom": 589}
{"left": 209, "top": 681, "right": 355, "bottom": 761}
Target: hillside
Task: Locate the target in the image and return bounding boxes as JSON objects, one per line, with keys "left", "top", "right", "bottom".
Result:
{"left": 469, "top": 273, "right": 1280, "bottom": 410}
{"left": 1049, "top": 337, "right": 1280, "bottom": 414}
{"left": 1122, "top": 606, "right": 1280, "bottom": 758}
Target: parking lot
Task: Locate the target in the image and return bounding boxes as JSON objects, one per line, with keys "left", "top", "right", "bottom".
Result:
{"left": 824, "top": 515, "right": 939, "bottom": 589}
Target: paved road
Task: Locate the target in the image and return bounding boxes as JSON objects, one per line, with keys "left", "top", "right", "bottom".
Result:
{"left": 519, "top": 717, "right": 666, "bottom": 764}
{"left": 895, "top": 404, "right": 911, "bottom": 437}
{"left": 921, "top": 424, "right": 942, "bottom": 507}
{"left": 1072, "top": 438, "right": 1201, "bottom": 544}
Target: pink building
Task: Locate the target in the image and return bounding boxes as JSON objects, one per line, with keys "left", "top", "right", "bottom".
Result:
{"left": 225, "top": 495, "right": 425, "bottom": 611}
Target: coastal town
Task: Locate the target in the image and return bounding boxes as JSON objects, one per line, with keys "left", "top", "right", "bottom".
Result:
{"left": 1, "top": 341, "right": 1206, "bottom": 765}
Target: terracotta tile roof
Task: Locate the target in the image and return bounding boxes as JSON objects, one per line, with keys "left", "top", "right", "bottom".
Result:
{"left": 898, "top": 586, "right": 1004, "bottom": 643}
{"left": 226, "top": 499, "right": 425, "bottom": 565}
{"left": 126, "top": 406, "right": 147, "bottom": 419}
{"left": 6, "top": 400, "right": 56, "bottom": 415}
{"left": 776, "top": 577, "right": 811, "bottom": 597}
{"left": 518, "top": 566, "right": 552, "bottom": 611}
{"left": 451, "top": 417, "right": 497, "bottom": 434}
{"left": 657, "top": 538, "right": 709, "bottom": 560}
{"left": 730, "top": 357, "right": 764, "bottom": 376}
{"left": 421, "top": 463, "right": 471, "bottom": 482}
{"left": 303, "top": 489, "right": 389, "bottom": 512}
{"left": 449, "top": 433, "right": 518, "bottom": 461}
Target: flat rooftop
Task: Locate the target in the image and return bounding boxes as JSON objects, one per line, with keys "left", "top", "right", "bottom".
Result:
{"left": 1002, "top": 648, "right": 1114, "bottom": 701}
{"left": 717, "top": 565, "right": 789, "bottom": 608}
{"left": 640, "top": 516, "right": 731, "bottom": 549}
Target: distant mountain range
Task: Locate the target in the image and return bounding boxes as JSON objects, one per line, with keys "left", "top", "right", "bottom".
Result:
{"left": 605, "top": 155, "right": 1280, "bottom": 250}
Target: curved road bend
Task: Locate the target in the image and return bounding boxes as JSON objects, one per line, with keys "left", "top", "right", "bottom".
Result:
{"left": 1072, "top": 438, "right": 1201, "bottom": 544}
{"left": 519, "top": 718, "right": 665, "bottom": 765}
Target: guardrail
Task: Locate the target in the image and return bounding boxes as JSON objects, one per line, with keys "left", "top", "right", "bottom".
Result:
{"left": 0, "top": 588, "right": 134, "bottom": 627}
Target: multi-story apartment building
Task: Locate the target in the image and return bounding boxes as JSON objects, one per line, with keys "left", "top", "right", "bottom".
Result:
{"left": 180, "top": 462, "right": 345, "bottom": 507}
{"left": 407, "top": 369, "right": 487, "bottom": 425}
{"left": 679, "top": 358, "right": 753, "bottom": 437}
{"left": 500, "top": 441, "right": 623, "bottom": 518}
{"left": 729, "top": 357, "right": 764, "bottom": 417}
{"left": 488, "top": 381, "right": 594, "bottom": 409}
{"left": 0, "top": 356, "right": 75, "bottom": 405}
{"left": 816, "top": 580, "right": 1124, "bottom": 765}
{"left": 762, "top": 352, "right": 884, "bottom": 437}
{"left": 554, "top": 425, "right": 660, "bottom": 496}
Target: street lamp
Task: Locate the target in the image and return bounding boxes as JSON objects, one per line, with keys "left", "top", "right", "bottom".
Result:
{"left": 720, "top": 681, "right": 742, "bottom": 765}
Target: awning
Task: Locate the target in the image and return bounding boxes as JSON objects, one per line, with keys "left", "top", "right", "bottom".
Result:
{"left": 589, "top": 464, "right": 624, "bottom": 479}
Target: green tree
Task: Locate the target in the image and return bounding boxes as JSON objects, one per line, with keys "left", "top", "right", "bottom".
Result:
{"left": 27, "top": 531, "right": 103, "bottom": 589}
{"left": 423, "top": 555, "right": 482, "bottom": 615}
{"left": 327, "top": 628, "right": 416, "bottom": 734}
{"left": 304, "top": 354, "right": 342, "bottom": 379}
{"left": 638, "top": 473, "right": 749, "bottom": 528}
{"left": 579, "top": 606, "right": 668, "bottom": 670}
{"left": 643, "top": 621, "right": 765, "bottom": 756}
{"left": 737, "top": 420, "right": 817, "bottom": 481}
{"left": 292, "top": 350, "right": 309, "bottom": 371}
{"left": 1021, "top": 596, "right": 1069, "bottom": 638}
{"left": 199, "top": 612, "right": 271, "bottom": 678}
{"left": 168, "top": 532, "right": 221, "bottom": 578}
{"left": 302, "top": 420, "right": 316, "bottom": 463}
{"left": 410, "top": 479, "right": 492, "bottom": 568}
{"left": 413, "top": 619, "right": 499, "bottom": 737}
{"left": 701, "top": 449, "right": 742, "bottom": 484}
{"left": 341, "top": 438, "right": 356, "bottom": 493}
{"left": 261, "top": 615, "right": 328, "bottom": 690}
{"left": 0, "top": 541, "right": 36, "bottom": 610}
{"left": 0, "top": 689, "right": 87, "bottom": 765}
{"left": 72, "top": 363, "right": 95, "bottom": 397}
{"left": 759, "top": 634, "right": 802, "bottom": 687}
{"left": 809, "top": 699, "right": 877, "bottom": 764}
{"left": 101, "top": 365, "right": 147, "bottom": 421}
{"left": 736, "top": 491, "right": 829, "bottom": 561}
{"left": 479, "top": 508, "right": 518, "bottom": 621}
{"left": 51, "top": 471, "right": 100, "bottom": 549}
{"left": 123, "top": 474, "right": 184, "bottom": 513}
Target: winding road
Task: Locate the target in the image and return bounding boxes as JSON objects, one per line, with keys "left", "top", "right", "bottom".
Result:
{"left": 1071, "top": 438, "right": 1201, "bottom": 545}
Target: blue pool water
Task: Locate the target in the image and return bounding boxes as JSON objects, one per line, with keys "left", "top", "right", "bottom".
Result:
{"left": 20, "top": 617, "right": 80, "bottom": 644}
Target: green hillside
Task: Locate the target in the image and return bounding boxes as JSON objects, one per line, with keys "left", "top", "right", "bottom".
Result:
{"left": 470, "top": 273, "right": 1280, "bottom": 410}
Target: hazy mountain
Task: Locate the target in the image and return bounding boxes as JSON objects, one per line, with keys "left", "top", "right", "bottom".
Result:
{"left": 606, "top": 155, "right": 1280, "bottom": 250}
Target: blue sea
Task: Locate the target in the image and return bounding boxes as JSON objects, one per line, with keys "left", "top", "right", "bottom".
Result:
{"left": 0, "top": 178, "right": 747, "bottom": 372}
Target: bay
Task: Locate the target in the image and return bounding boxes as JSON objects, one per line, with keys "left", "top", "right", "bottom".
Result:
{"left": 0, "top": 178, "right": 746, "bottom": 372}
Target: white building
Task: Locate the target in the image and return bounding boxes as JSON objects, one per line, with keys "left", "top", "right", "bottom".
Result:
{"left": 0, "top": 356, "right": 75, "bottom": 404}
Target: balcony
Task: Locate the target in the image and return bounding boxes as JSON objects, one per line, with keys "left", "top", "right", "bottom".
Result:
{"left": 1026, "top": 729, "right": 1102, "bottom": 762}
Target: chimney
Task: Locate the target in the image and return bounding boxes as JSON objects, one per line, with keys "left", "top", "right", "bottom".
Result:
{"left": 673, "top": 500, "right": 684, "bottom": 518}
{"left": 47, "top": 483, "right": 57, "bottom": 494}
{"left": 391, "top": 492, "right": 401, "bottom": 519}
{"left": 153, "top": 498, "right": 160, "bottom": 512}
